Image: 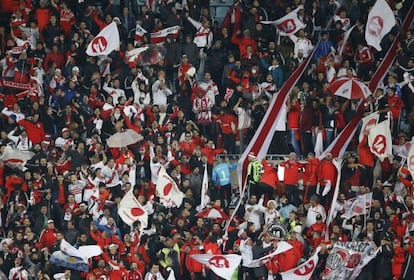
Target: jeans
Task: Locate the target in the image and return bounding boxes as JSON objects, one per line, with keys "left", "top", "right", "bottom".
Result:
{"left": 324, "top": 128, "right": 334, "bottom": 149}
{"left": 289, "top": 129, "right": 301, "bottom": 156}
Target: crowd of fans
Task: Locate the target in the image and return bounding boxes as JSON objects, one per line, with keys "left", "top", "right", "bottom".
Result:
{"left": 0, "top": 0, "right": 413, "bottom": 279}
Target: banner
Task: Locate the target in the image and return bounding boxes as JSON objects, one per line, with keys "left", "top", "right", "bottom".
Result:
{"left": 321, "top": 242, "right": 378, "bottom": 280}
{"left": 50, "top": 251, "right": 89, "bottom": 272}
{"left": 0, "top": 79, "right": 31, "bottom": 90}
{"left": 261, "top": 7, "right": 306, "bottom": 36}
{"left": 365, "top": 0, "right": 396, "bottom": 51}
{"left": 359, "top": 112, "right": 379, "bottom": 142}
{"left": 118, "top": 188, "right": 148, "bottom": 229}
{"left": 341, "top": 193, "right": 373, "bottom": 219}
{"left": 197, "top": 164, "right": 210, "bottom": 211}
{"left": 367, "top": 118, "right": 393, "bottom": 161}
{"left": 0, "top": 145, "right": 34, "bottom": 170}
{"left": 134, "top": 24, "right": 180, "bottom": 44}
{"left": 156, "top": 167, "right": 184, "bottom": 208}
{"left": 190, "top": 254, "right": 242, "bottom": 280}
{"left": 60, "top": 239, "right": 102, "bottom": 262}
{"left": 86, "top": 22, "right": 120, "bottom": 56}
{"left": 281, "top": 247, "right": 321, "bottom": 280}
{"left": 408, "top": 142, "right": 414, "bottom": 178}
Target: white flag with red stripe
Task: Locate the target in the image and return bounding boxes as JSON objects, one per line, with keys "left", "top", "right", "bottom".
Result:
{"left": 408, "top": 142, "right": 414, "bottom": 178}
{"left": 190, "top": 254, "right": 241, "bottom": 280}
{"left": 341, "top": 192, "right": 372, "bottom": 219}
{"left": 261, "top": 7, "right": 306, "bottom": 36}
{"left": 150, "top": 26, "right": 180, "bottom": 44}
{"left": 197, "top": 164, "right": 210, "bottom": 211}
{"left": 156, "top": 167, "right": 184, "bottom": 208}
{"left": 0, "top": 145, "right": 34, "bottom": 170}
{"left": 118, "top": 188, "right": 148, "bottom": 229}
{"left": 86, "top": 22, "right": 120, "bottom": 56}
{"left": 134, "top": 24, "right": 148, "bottom": 42}
{"left": 338, "top": 25, "right": 355, "bottom": 55}
{"left": 365, "top": 0, "right": 396, "bottom": 51}
{"left": 367, "top": 118, "right": 393, "bottom": 161}
{"left": 359, "top": 112, "right": 379, "bottom": 142}
{"left": 280, "top": 247, "right": 321, "bottom": 280}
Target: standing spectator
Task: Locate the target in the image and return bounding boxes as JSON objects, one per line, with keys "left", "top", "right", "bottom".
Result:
{"left": 216, "top": 108, "right": 237, "bottom": 154}
{"left": 305, "top": 195, "right": 326, "bottom": 228}
{"left": 354, "top": 43, "right": 374, "bottom": 81}
{"left": 289, "top": 29, "right": 314, "bottom": 59}
{"left": 212, "top": 157, "right": 236, "bottom": 208}
{"left": 279, "top": 152, "right": 304, "bottom": 207}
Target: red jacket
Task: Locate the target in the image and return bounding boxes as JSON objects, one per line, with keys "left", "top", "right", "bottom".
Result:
{"left": 90, "top": 230, "right": 112, "bottom": 249}
{"left": 287, "top": 100, "right": 300, "bottom": 129}
{"left": 17, "top": 119, "right": 45, "bottom": 144}
{"left": 201, "top": 147, "right": 224, "bottom": 165}
{"left": 358, "top": 135, "right": 375, "bottom": 167}
{"left": 179, "top": 141, "right": 197, "bottom": 156}
{"left": 260, "top": 160, "right": 281, "bottom": 193}
{"left": 186, "top": 246, "right": 203, "bottom": 273}
{"left": 267, "top": 247, "right": 300, "bottom": 274}
{"left": 387, "top": 95, "right": 404, "bottom": 119}
{"left": 5, "top": 175, "right": 28, "bottom": 198}
{"left": 44, "top": 51, "right": 66, "bottom": 72}
{"left": 280, "top": 160, "right": 304, "bottom": 186}
{"left": 217, "top": 113, "right": 237, "bottom": 134}
{"left": 303, "top": 157, "right": 319, "bottom": 186}
{"left": 318, "top": 159, "right": 336, "bottom": 186}
{"left": 231, "top": 35, "right": 258, "bottom": 57}
{"left": 392, "top": 246, "right": 405, "bottom": 278}
{"left": 38, "top": 228, "right": 58, "bottom": 249}
{"left": 354, "top": 46, "right": 374, "bottom": 65}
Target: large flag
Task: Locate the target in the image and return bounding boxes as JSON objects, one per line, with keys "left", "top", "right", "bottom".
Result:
{"left": 408, "top": 142, "right": 414, "bottom": 178}
{"left": 118, "top": 188, "right": 148, "bottom": 229}
{"left": 359, "top": 112, "right": 379, "bottom": 142}
{"left": 280, "top": 247, "right": 321, "bottom": 280}
{"left": 365, "top": 0, "right": 396, "bottom": 51}
{"left": 197, "top": 164, "right": 210, "bottom": 211}
{"left": 325, "top": 158, "right": 343, "bottom": 229}
{"left": 50, "top": 239, "right": 102, "bottom": 272}
{"left": 338, "top": 25, "right": 355, "bottom": 55}
{"left": 321, "top": 241, "right": 378, "bottom": 280}
{"left": 156, "top": 167, "right": 185, "bottom": 208}
{"left": 261, "top": 7, "right": 306, "bottom": 36}
{"left": 367, "top": 118, "right": 393, "bottom": 161}
{"left": 86, "top": 22, "right": 120, "bottom": 56}
{"left": 249, "top": 241, "right": 293, "bottom": 266}
{"left": 190, "top": 254, "right": 242, "bottom": 280}
{"left": 0, "top": 145, "right": 34, "bottom": 170}
{"left": 134, "top": 24, "right": 180, "bottom": 44}
{"left": 341, "top": 193, "right": 373, "bottom": 219}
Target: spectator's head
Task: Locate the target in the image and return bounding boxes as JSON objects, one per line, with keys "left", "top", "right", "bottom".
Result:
{"left": 310, "top": 195, "right": 319, "bottom": 206}
{"left": 150, "top": 263, "right": 160, "bottom": 273}
{"left": 47, "top": 219, "right": 55, "bottom": 229}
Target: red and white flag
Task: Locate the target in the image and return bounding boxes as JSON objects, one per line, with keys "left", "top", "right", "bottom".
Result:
{"left": 126, "top": 46, "right": 149, "bottom": 63}
{"left": 190, "top": 254, "right": 241, "bottom": 280}
{"left": 134, "top": 24, "right": 148, "bottom": 42}
{"left": 118, "top": 188, "right": 148, "bottom": 229}
{"left": 407, "top": 141, "right": 414, "bottom": 178}
{"left": 367, "top": 118, "right": 393, "bottom": 161}
{"left": 156, "top": 167, "right": 184, "bottom": 208}
{"left": 0, "top": 145, "right": 34, "bottom": 170}
{"left": 365, "top": 0, "right": 396, "bottom": 51}
{"left": 341, "top": 193, "right": 372, "bottom": 219}
{"left": 197, "top": 164, "right": 210, "bottom": 211}
{"left": 280, "top": 247, "right": 321, "bottom": 280}
{"left": 250, "top": 241, "right": 293, "bottom": 266}
{"left": 134, "top": 24, "right": 180, "bottom": 45}
{"left": 359, "top": 112, "right": 379, "bottom": 142}
{"left": 150, "top": 26, "right": 180, "bottom": 44}
{"left": 261, "top": 7, "right": 306, "bottom": 36}
{"left": 86, "top": 22, "right": 120, "bottom": 56}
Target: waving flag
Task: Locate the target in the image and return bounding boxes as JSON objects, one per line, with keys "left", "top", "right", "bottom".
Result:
{"left": 197, "top": 164, "right": 210, "bottom": 211}
{"left": 365, "top": 0, "right": 396, "bottom": 51}
{"left": 250, "top": 241, "right": 293, "bottom": 266}
{"left": 190, "top": 254, "right": 242, "bottom": 280}
{"left": 338, "top": 25, "right": 355, "bottom": 55}
{"left": 86, "top": 22, "right": 120, "bottom": 56}
{"left": 408, "top": 142, "right": 414, "bottom": 178}
{"left": 156, "top": 167, "right": 184, "bottom": 208}
{"left": 341, "top": 193, "right": 372, "bottom": 219}
{"left": 368, "top": 118, "right": 393, "bottom": 161}
{"left": 118, "top": 188, "right": 148, "bottom": 229}
{"left": 134, "top": 24, "right": 180, "bottom": 44}
{"left": 0, "top": 145, "right": 34, "bottom": 170}
{"left": 359, "top": 112, "right": 379, "bottom": 142}
{"left": 261, "top": 7, "right": 306, "bottom": 36}
{"left": 280, "top": 247, "right": 321, "bottom": 280}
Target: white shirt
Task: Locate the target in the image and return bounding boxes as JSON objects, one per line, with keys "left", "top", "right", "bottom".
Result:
{"left": 198, "top": 80, "right": 219, "bottom": 104}
{"left": 244, "top": 198, "right": 266, "bottom": 230}
{"left": 305, "top": 203, "right": 326, "bottom": 227}
{"left": 103, "top": 83, "right": 126, "bottom": 106}
{"left": 151, "top": 80, "right": 172, "bottom": 106}
{"left": 235, "top": 107, "right": 251, "bottom": 130}
{"left": 289, "top": 34, "right": 314, "bottom": 58}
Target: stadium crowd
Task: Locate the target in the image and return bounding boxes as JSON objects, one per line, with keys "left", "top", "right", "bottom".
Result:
{"left": 0, "top": 0, "right": 413, "bottom": 279}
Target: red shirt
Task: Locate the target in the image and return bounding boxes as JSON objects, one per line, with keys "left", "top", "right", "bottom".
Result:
{"left": 217, "top": 113, "right": 237, "bottom": 134}
{"left": 280, "top": 160, "right": 305, "bottom": 186}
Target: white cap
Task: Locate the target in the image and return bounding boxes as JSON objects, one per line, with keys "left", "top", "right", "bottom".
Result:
{"left": 72, "top": 66, "right": 79, "bottom": 73}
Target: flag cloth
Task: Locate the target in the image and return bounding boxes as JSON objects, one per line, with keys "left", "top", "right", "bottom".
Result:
{"left": 86, "top": 22, "right": 120, "bottom": 56}
{"left": 321, "top": 241, "right": 378, "bottom": 280}
{"left": 365, "top": 0, "right": 396, "bottom": 51}
{"left": 280, "top": 247, "right": 321, "bottom": 280}
{"left": 118, "top": 188, "right": 148, "bottom": 229}
{"left": 338, "top": 25, "right": 355, "bottom": 55}
{"left": 341, "top": 193, "right": 373, "bottom": 219}
{"left": 134, "top": 24, "right": 180, "bottom": 44}
{"left": 59, "top": 239, "right": 102, "bottom": 262}
{"left": 126, "top": 46, "right": 149, "bottom": 62}
{"left": 250, "top": 241, "right": 293, "bottom": 266}
{"left": 368, "top": 118, "right": 393, "bottom": 161}
{"left": 190, "top": 254, "right": 242, "bottom": 280}
{"left": 359, "top": 112, "right": 379, "bottom": 142}
{"left": 325, "top": 158, "right": 343, "bottom": 229}
{"left": 156, "top": 167, "right": 184, "bottom": 208}
{"left": 408, "top": 142, "right": 414, "bottom": 178}
{"left": 50, "top": 251, "right": 89, "bottom": 272}
{"left": 197, "top": 164, "right": 210, "bottom": 211}
{"left": 0, "top": 145, "right": 34, "bottom": 170}
{"left": 261, "top": 7, "right": 306, "bottom": 36}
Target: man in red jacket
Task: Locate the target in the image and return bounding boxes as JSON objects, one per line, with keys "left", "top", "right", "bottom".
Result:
{"left": 38, "top": 220, "right": 58, "bottom": 249}
{"left": 303, "top": 153, "right": 319, "bottom": 204}
{"left": 17, "top": 114, "right": 45, "bottom": 144}
{"left": 216, "top": 108, "right": 237, "bottom": 154}
{"left": 318, "top": 153, "right": 337, "bottom": 206}
{"left": 279, "top": 152, "right": 305, "bottom": 207}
